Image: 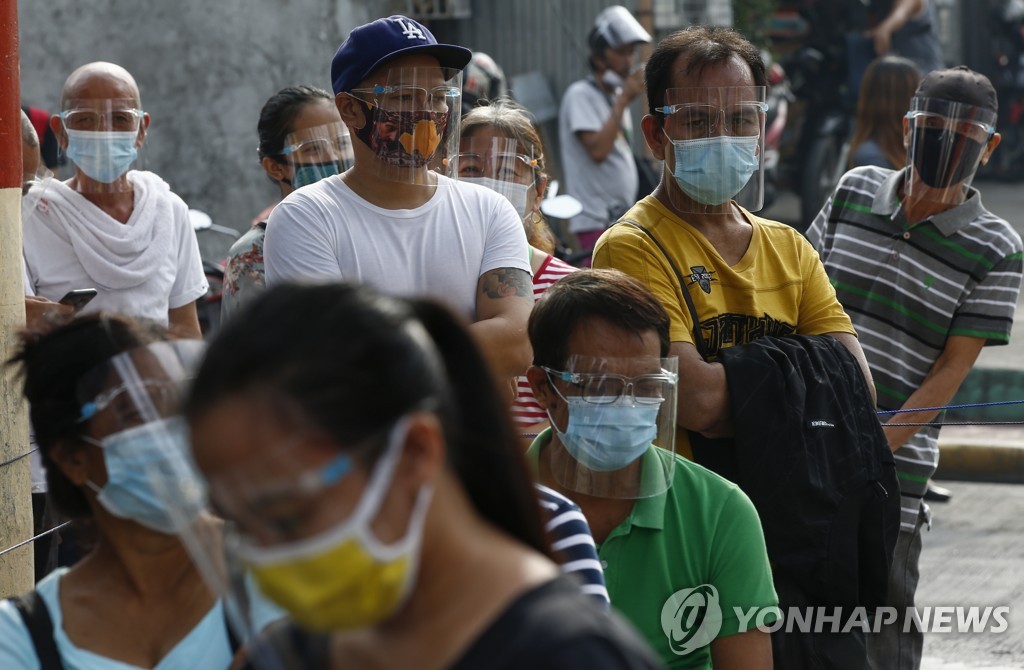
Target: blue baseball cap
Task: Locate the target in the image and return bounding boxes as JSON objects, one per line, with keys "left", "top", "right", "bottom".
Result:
{"left": 331, "top": 15, "right": 472, "bottom": 94}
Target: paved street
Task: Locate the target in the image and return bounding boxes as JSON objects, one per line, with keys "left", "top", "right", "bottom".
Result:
{"left": 916, "top": 481, "right": 1024, "bottom": 669}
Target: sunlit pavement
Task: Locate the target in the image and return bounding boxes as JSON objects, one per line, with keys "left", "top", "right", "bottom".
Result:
{"left": 915, "top": 482, "right": 1024, "bottom": 668}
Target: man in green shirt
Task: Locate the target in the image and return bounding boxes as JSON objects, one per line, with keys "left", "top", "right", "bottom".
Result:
{"left": 525, "top": 268, "right": 777, "bottom": 669}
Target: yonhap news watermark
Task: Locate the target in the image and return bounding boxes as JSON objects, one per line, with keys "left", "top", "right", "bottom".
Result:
{"left": 661, "top": 585, "right": 1011, "bottom": 657}
{"left": 733, "top": 604, "right": 1011, "bottom": 635}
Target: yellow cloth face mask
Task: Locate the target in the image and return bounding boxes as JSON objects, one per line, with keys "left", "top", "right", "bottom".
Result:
{"left": 238, "top": 417, "right": 434, "bottom": 631}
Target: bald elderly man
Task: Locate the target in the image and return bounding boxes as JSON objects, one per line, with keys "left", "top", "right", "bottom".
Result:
{"left": 22, "top": 62, "right": 207, "bottom": 337}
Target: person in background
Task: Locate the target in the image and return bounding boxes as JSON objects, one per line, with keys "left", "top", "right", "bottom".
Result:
{"left": 21, "top": 110, "right": 73, "bottom": 330}
{"left": 461, "top": 52, "right": 508, "bottom": 114}
{"left": 221, "top": 86, "right": 351, "bottom": 322}
{"left": 22, "top": 62, "right": 207, "bottom": 338}
{"left": 0, "top": 314, "right": 280, "bottom": 668}
{"left": 525, "top": 269, "right": 777, "bottom": 669}
{"left": 850, "top": 55, "right": 922, "bottom": 169}
{"left": 264, "top": 16, "right": 534, "bottom": 384}
{"left": 459, "top": 99, "right": 576, "bottom": 429}
{"left": 185, "top": 282, "right": 662, "bottom": 669}
{"left": 19, "top": 109, "right": 71, "bottom": 582}
{"left": 559, "top": 5, "right": 651, "bottom": 258}
{"left": 808, "top": 66, "right": 1023, "bottom": 670}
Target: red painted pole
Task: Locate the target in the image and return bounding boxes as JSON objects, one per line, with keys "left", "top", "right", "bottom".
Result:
{"left": 0, "top": 0, "right": 34, "bottom": 598}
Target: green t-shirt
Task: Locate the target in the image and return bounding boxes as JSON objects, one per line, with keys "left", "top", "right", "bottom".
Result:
{"left": 527, "top": 430, "right": 779, "bottom": 669}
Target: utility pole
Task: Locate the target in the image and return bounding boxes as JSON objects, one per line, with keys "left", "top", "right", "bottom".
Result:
{"left": 0, "top": 0, "right": 34, "bottom": 598}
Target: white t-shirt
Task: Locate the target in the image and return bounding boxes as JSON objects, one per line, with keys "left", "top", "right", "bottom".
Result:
{"left": 558, "top": 77, "right": 639, "bottom": 234}
{"left": 264, "top": 174, "right": 531, "bottom": 319}
{"left": 22, "top": 171, "right": 208, "bottom": 326}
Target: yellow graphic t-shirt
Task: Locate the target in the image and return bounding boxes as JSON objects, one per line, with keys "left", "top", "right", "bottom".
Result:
{"left": 593, "top": 196, "right": 855, "bottom": 457}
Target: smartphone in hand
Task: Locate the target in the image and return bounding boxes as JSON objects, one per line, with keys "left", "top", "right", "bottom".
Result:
{"left": 58, "top": 288, "right": 98, "bottom": 312}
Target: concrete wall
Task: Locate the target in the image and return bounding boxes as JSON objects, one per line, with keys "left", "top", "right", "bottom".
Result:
{"left": 17, "top": 0, "right": 376, "bottom": 255}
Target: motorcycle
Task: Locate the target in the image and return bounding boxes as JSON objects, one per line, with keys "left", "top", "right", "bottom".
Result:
{"left": 977, "top": 0, "right": 1024, "bottom": 181}
{"left": 762, "top": 53, "right": 793, "bottom": 213}
{"left": 771, "top": 1, "right": 856, "bottom": 231}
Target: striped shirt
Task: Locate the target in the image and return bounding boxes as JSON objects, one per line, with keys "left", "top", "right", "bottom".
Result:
{"left": 807, "top": 166, "right": 1023, "bottom": 531}
{"left": 535, "top": 484, "right": 610, "bottom": 606}
{"left": 511, "top": 254, "right": 578, "bottom": 427}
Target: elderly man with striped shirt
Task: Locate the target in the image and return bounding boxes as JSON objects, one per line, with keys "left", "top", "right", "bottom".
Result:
{"left": 808, "top": 66, "right": 1023, "bottom": 670}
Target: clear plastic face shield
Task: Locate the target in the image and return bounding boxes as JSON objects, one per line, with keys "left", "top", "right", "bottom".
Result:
{"left": 543, "top": 355, "right": 678, "bottom": 499}
{"left": 904, "top": 97, "right": 998, "bottom": 207}
{"left": 456, "top": 136, "right": 539, "bottom": 218}
{"left": 282, "top": 121, "right": 354, "bottom": 189}
{"left": 74, "top": 340, "right": 208, "bottom": 536}
{"left": 173, "top": 407, "right": 434, "bottom": 661}
{"left": 656, "top": 87, "right": 767, "bottom": 215}
{"left": 347, "top": 67, "right": 463, "bottom": 186}
{"left": 58, "top": 98, "right": 147, "bottom": 193}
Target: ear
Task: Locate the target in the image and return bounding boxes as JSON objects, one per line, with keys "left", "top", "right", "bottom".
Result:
{"left": 50, "top": 114, "right": 67, "bottom": 149}
{"left": 534, "top": 174, "right": 548, "bottom": 206}
{"left": 336, "top": 93, "right": 367, "bottom": 131}
{"left": 399, "top": 412, "right": 446, "bottom": 486}
{"left": 980, "top": 132, "right": 1001, "bottom": 166}
{"left": 262, "top": 155, "right": 289, "bottom": 183}
{"left": 642, "top": 114, "right": 669, "bottom": 159}
{"left": 526, "top": 365, "right": 554, "bottom": 408}
{"left": 902, "top": 115, "right": 912, "bottom": 151}
{"left": 50, "top": 440, "right": 93, "bottom": 487}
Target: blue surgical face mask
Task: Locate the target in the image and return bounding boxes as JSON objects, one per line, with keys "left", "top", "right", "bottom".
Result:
{"left": 64, "top": 129, "right": 139, "bottom": 183}
{"left": 549, "top": 397, "right": 661, "bottom": 472}
{"left": 668, "top": 134, "right": 759, "bottom": 206}
{"left": 84, "top": 416, "right": 206, "bottom": 534}
{"left": 293, "top": 161, "right": 341, "bottom": 189}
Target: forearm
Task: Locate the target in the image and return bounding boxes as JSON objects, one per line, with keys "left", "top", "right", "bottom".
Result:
{"left": 828, "top": 331, "right": 877, "bottom": 406}
{"left": 580, "top": 99, "right": 629, "bottom": 163}
{"left": 882, "top": 0, "right": 924, "bottom": 31}
{"left": 469, "top": 316, "right": 532, "bottom": 380}
{"left": 168, "top": 302, "right": 203, "bottom": 339}
{"left": 671, "top": 342, "right": 731, "bottom": 435}
{"left": 884, "top": 362, "right": 975, "bottom": 452}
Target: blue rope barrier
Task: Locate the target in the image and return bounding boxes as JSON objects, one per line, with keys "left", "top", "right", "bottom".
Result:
{"left": 876, "top": 398, "right": 1024, "bottom": 415}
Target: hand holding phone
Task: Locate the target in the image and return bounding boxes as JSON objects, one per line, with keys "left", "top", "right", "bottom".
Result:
{"left": 59, "top": 288, "right": 98, "bottom": 312}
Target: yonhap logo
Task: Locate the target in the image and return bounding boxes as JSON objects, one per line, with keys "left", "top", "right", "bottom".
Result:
{"left": 660, "top": 584, "right": 723, "bottom": 655}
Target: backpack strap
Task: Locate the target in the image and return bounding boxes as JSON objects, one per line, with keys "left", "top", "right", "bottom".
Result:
{"left": 618, "top": 220, "right": 711, "bottom": 360}
{"left": 10, "top": 591, "right": 64, "bottom": 670}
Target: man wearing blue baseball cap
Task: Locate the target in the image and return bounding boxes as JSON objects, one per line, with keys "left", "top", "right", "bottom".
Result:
{"left": 264, "top": 15, "right": 534, "bottom": 383}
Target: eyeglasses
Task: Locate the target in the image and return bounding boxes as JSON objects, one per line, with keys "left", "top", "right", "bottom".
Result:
{"left": 213, "top": 447, "right": 354, "bottom": 543}
{"left": 654, "top": 102, "right": 767, "bottom": 137}
{"left": 281, "top": 135, "right": 352, "bottom": 162}
{"left": 61, "top": 108, "right": 144, "bottom": 132}
{"left": 456, "top": 151, "right": 539, "bottom": 183}
{"left": 906, "top": 111, "right": 995, "bottom": 143}
{"left": 543, "top": 367, "right": 677, "bottom": 405}
{"left": 349, "top": 84, "right": 460, "bottom": 112}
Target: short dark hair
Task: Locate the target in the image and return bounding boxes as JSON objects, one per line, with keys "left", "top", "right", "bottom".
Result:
{"left": 8, "top": 314, "right": 166, "bottom": 518}
{"left": 529, "top": 269, "right": 671, "bottom": 369}
{"left": 645, "top": 25, "right": 766, "bottom": 116}
{"left": 256, "top": 85, "right": 332, "bottom": 160}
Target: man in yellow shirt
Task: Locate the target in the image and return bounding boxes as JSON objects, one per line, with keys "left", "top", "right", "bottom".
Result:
{"left": 593, "top": 26, "right": 874, "bottom": 459}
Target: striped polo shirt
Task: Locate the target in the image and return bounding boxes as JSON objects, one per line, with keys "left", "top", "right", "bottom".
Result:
{"left": 807, "top": 166, "right": 1023, "bottom": 531}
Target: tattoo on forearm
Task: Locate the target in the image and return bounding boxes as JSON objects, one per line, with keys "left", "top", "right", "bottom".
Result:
{"left": 482, "top": 268, "right": 532, "bottom": 299}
